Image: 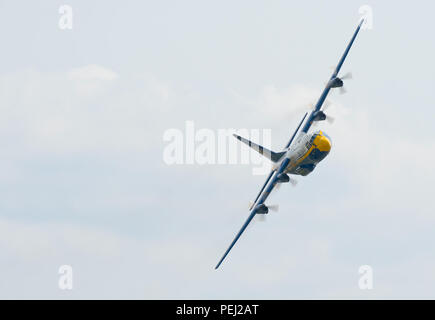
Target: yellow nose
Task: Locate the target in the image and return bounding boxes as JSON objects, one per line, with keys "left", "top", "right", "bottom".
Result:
{"left": 316, "top": 135, "right": 332, "bottom": 152}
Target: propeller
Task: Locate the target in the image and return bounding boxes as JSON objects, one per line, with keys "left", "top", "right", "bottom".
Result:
{"left": 256, "top": 204, "right": 279, "bottom": 222}
{"left": 340, "top": 71, "right": 353, "bottom": 80}
{"left": 275, "top": 177, "right": 298, "bottom": 190}
{"left": 338, "top": 72, "right": 352, "bottom": 94}
{"left": 268, "top": 204, "right": 279, "bottom": 212}
{"left": 308, "top": 100, "right": 335, "bottom": 127}
{"left": 308, "top": 100, "right": 332, "bottom": 112}
{"left": 322, "top": 100, "right": 336, "bottom": 123}
{"left": 257, "top": 214, "right": 267, "bottom": 222}
{"left": 289, "top": 178, "right": 298, "bottom": 186}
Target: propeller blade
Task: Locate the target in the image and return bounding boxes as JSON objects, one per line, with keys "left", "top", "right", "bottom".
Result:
{"left": 268, "top": 204, "right": 279, "bottom": 212}
{"left": 341, "top": 72, "right": 353, "bottom": 80}
{"left": 257, "top": 214, "right": 267, "bottom": 222}
{"left": 326, "top": 114, "right": 335, "bottom": 124}
{"left": 289, "top": 178, "right": 298, "bottom": 186}
{"left": 339, "top": 86, "right": 347, "bottom": 95}
{"left": 306, "top": 102, "right": 315, "bottom": 111}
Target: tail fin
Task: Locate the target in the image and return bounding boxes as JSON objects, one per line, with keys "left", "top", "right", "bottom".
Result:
{"left": 233, "top": 134, "right": 285, "bottom": 162}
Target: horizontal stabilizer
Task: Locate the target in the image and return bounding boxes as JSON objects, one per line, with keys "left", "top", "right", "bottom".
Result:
{"left": 233, "top": 134, "right": 285, "bottom": 163}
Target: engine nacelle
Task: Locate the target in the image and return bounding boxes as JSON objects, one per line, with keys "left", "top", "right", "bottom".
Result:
{"left": 276, "top": 173, "right": 290, "bottom": 183}
{"left": 328, "top": 77, "right": 343, "bottom": 88}
{"left": 256, "top": 204, "right": 268, "bottom": 214}
{"left": 312, "top": 110, "right": 327, "bottom": 122}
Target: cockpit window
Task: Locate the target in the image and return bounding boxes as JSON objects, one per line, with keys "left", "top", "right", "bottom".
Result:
{"left": 309, "top": 133, "right": 317, "bottom": 144}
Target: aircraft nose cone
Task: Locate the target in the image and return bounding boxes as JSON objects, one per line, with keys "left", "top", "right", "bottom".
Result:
{"left": 317, "top": 135, "right": 332, "bottom": 152}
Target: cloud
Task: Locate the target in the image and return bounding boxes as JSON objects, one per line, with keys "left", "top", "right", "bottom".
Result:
{"left": 0, "top": 68, "right": 434, "bottom": 299}
{"left": 67, "top": 64, "right": 118, "bottom": 96}
{"left": 67, "top": 65, "right": 119, "bottom": 82}
{"left": 229, "top": 84, "right": 318, "bottom": 128}
{"left": 0, "top": 67, "right": 174, "bottom": 155}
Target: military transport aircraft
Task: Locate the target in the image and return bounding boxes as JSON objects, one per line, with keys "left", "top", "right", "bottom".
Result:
{"left": 215, "top": 19, "right": 365, "bottom": 269}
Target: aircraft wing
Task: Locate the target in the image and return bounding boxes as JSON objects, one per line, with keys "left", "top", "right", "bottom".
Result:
{"left": 301, "top": 19, "right": 364, "bottom": 133}
{"left": 215, "top": 111, "right": 308, "bottom": 270}
{"left": 215, "top": 157, "right": 290, "bottom": 269}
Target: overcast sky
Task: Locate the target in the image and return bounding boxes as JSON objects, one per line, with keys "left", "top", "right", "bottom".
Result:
{"left": 0, "top": 1, "right": 434, "bottom": 299}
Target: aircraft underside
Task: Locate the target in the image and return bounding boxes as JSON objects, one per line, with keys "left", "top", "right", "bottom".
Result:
{"left": 287, "top": 131, "right": 332, "bottom": 176}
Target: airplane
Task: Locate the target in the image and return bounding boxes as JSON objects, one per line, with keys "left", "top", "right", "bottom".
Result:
{"left": 215, "top": 19, "right": 365, "bottom": 269}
